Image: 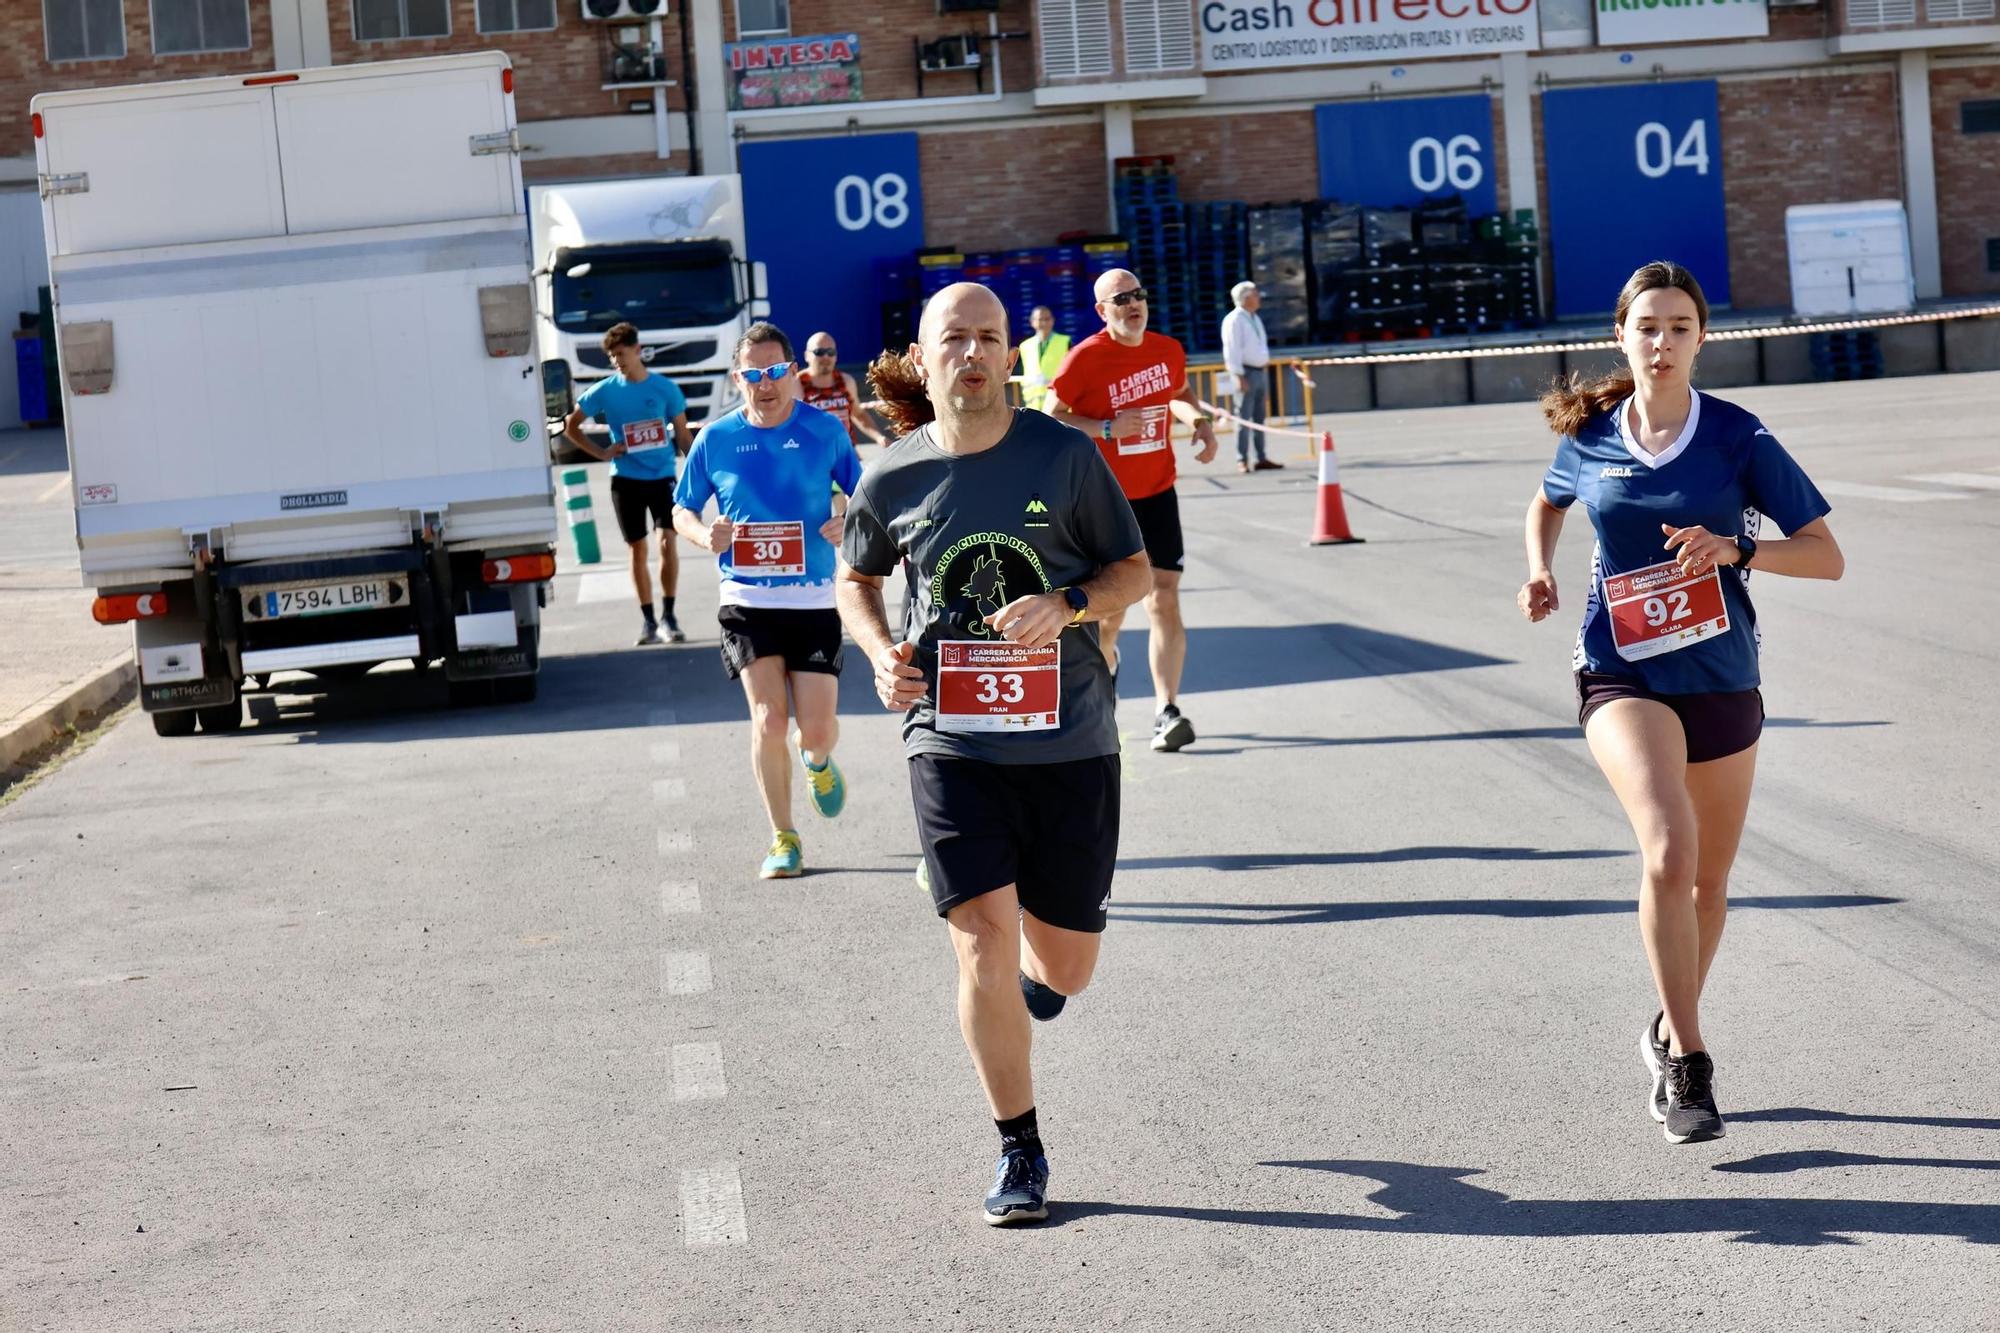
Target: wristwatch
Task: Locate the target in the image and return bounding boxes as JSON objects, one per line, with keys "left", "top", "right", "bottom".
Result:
{"left": 1734, "top": 534, "right": 1757, "bottom": 569}
{"left": 1061, "top": 585, "right": 1089, "bottom": 625}
{"left": 1100, "top": 419, "right": 1114, "bottom": 440}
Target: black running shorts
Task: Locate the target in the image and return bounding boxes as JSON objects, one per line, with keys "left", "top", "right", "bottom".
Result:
{"left": 1126, "top": 487, "right": 1184, "bottom": 574}
{"left": 609, "top": 473, "right": 677, "bottom": 545}
{"left": 908, "top": 753, "right": 1121, "bottom": 933}
{"left": 1576, "top": 671, "right": 1764, "bottom": 765}
{"left": 718, "top": 605, "right": 845, "bottom": 680}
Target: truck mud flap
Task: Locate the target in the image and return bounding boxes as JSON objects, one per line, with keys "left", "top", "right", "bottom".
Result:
{"left": 143, "top": 677, "right": 236, "bottom": 712}
{"left": 446, "top": 636, "right": 537, "bottom": 682}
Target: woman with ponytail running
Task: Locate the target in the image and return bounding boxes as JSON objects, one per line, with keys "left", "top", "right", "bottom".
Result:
{"left": 1519, "top": 261, "right": 1844, "bottom": 1144}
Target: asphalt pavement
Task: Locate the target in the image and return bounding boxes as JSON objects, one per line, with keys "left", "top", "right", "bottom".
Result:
{"left": 3, "top": 374, "right": 1997, "bottom": 1331}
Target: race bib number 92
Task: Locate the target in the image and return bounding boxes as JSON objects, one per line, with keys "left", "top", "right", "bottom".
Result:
{"left": 1604, "top": 559, "right": 1728, "bottom": 663}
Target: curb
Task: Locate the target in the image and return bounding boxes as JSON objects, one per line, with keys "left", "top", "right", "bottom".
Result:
{"left": 0, "top": 652, "right": 137, "bottom": 773}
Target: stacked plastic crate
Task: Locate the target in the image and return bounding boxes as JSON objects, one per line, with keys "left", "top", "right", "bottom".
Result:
{"left": 1183, "top": 201, "right": 1247, "bottom": 354}
{"left": 874, "top": 256, "right": 918, "bottom": 354}
{"left": 1475, "top": 211, "right": 1543, "bottom": 329}
{"left": 1809, "top": 330, "right": 1884, "bottom": 380}
{"left": 1329, "top": 208, "right": 1427, "bottom": 339}
{"left": 996, "top": 250, "right": 1047, "bottom": 346}
{"left": 1305, "top": 202, "right": 1362, "bottom": 343}
{"left": 1113, "top": 158, "right": 1197, "bottom": 347}
{"left": 1245, "top": 204, "right": 1312, "bottom": 346}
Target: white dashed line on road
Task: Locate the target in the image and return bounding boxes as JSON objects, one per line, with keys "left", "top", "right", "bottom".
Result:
{"left": 577, "top": 570, "right": 630, "bottom": 604}
{"left": 658, "top": 828, "right": 695, "bottom": 855}
{"left": 671, "top": 1041, "right": 728, "bottom": 1101}
{"left": 1817, "top": 480, "right": 1974, "bottom": 503}
{"left": 650, "top": 739, "right": 683, "bottom": 765}
{"left": 1904, "top": 471, "right": 2000, "bottom": 491}
{"left": 36, "top": 475, "right": 71, "bottom": 504}
{"left": 681, "top": 1165, "right": 749, "bottom": 1247}
{"left": 653, "top": 777, "right": 688, "bottom": 803}
{"left": 660, "top": 880, "right": 702, "bottom": 915}
{"left": 662, "top": 951, "right": 713, "bottom": 996}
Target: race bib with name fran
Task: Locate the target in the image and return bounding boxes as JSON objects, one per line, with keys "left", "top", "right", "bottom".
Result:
{"left": 1604, "top": 558, "right": 1729, "bottom": 663}
{"left": 731, "top": 520, "right": 805, "bottom": 577}
{"left": 934, "top": 640, "right": 1061, "bottom": 732}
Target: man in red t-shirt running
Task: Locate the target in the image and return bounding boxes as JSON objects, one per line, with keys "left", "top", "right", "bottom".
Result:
{"left": 1045, "top": 269, "right": 1218, "bottom": 753}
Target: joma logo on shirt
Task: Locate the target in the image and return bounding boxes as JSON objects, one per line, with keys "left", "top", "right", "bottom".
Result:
{"left": 1600, "top": 466, "right": 1635, "bottom": 478}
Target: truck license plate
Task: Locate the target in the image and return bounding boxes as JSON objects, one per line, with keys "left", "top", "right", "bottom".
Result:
{"left": 244, "top": 578, "right": 405, "bottom": 620}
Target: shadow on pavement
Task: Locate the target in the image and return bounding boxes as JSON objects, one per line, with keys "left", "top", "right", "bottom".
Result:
{"left": 1113, "top": 623, "right": 1507, "bottom": 701}
{"left": 1055, "top": 1159, "right": 2000, "bottom": 1245}
{"left": 1714, "top": 1150, "right": 2000, "bottom": 1175}
{"left": 1193, "top": 717, "right": 1892, "bottom": 754}
{"left": 1730, "top": 1108, "right": 2000, "bottom": 1132}
{"left": 1109, "top": 892, "right": 1900, "bottom": 927}
{"left": 1117, "top": 846, "right": 1627, "bottom": 872}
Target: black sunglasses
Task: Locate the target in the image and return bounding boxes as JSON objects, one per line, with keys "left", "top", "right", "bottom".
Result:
{"left": 1105, "top": 288, "right": 1149, "bottom": 308}
{"left": 809, "top": 348, "right": 838, "bottom": 357}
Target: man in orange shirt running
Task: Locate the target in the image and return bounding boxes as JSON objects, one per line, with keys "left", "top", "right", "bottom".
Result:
{"left": 1045, "top": 269, "right": 1218, "bottom": 752}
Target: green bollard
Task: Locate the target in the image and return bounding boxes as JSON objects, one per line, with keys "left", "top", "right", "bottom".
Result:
{"left": 561, "top": 467, "right": 602, "bottom": 565}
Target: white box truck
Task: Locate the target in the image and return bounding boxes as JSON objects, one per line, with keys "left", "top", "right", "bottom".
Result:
{"left": 530, "top": 175, "right": 768, "bottom": 458}
{"left": 32, "top": 53, "right": 558, "bottom": 736}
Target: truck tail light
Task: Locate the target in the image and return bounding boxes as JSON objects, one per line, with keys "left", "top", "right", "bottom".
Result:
{"left": 32, "top": 113, "right": 44, "bottom": 138}
{"left": 502, "top": 69, "right": 514, "bottom": 94}
{"left": 93, "top": 591, "right": 168, "bottom": 624}
{"left": 483, "top": 553, "right": 556, "bottom": 584}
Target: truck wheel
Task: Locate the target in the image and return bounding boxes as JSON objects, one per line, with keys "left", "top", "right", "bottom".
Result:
{"left": 152, "top": 709, "right": 198, "bottom": 738}
{"left": 493, "top": 673, "right": 538, "bottom": 705}
{"left": 197, "top": 697, "right": 244, "bottom": 733}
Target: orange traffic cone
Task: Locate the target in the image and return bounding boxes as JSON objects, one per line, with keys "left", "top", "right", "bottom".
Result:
{"left": 1307, "top": 431, "right": 1363, "bottom": 546}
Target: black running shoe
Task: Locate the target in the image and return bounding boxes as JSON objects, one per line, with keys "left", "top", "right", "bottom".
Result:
{"left": 982, "top": 1147, "right": 1049, "bottom": 1226}
{"left": 1020, "top": 972, "right": 1066, "bottom": 1022}
{"left": 1640, "top": 1012, "right": 1671, "bottom": 1125}
{"left": 1662, "top": 1050, "right": 1725, "bottom": 1144}
{"left": 1152, "top": 704, "right": 1195, "bottom": 753}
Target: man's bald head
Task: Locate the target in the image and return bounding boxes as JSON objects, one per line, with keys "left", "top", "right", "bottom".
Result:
{"left": 1092, "top": 269, "right": 1140, "bottom": 302}
{"left": 919, "top": 282, "right": 1009, "bottom": 348}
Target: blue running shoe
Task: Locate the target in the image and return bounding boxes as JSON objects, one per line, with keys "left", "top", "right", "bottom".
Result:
{"left": 759, "top": 830, "right": 803, "bottom": 880}
{"left": 1020, "top": 972, "right": 1067, "bottom": 1022}
{"left": 982, "top": 1147, "right": 1049, "bottom": 1226}
{"left": 796, "top": 736, "right": 847, "bottom": 819}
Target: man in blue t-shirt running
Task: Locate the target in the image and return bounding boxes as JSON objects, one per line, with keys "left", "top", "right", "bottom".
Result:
{"left": 563, "top": 322, "right": 694, "bottom": 645}
{"left": 673, "top": 322, "right": 863, "bottom": 880}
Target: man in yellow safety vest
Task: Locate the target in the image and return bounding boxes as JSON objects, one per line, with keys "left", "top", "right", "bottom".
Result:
{"left": 1016, "top": 306, "right": 1069, "bottom": 412}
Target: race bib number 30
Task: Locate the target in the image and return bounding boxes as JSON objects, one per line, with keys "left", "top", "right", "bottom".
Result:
{"left": 934, "top": 641, "right": 1061, "bottom": 733}
{"left": 1117, "top": 405, "right": 1171, "bottom": 457}
{"left": 731, "top": 520, "right": 805, "bottom": 577}
{"left": 624, "top": 418, "right": 668, "bottom": 452}
{"left": 1604, "top": 559, "right": 1728, "bottom": 663}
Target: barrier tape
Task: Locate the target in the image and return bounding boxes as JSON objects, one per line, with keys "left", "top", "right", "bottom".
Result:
{"left": 1289, "top": 302, "right": 2000, "bottom": 369}
{"left": 1197, "top": 402, "right": 1323, "bottom": 440}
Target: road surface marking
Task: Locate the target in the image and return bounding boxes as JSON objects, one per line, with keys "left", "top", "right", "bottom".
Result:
{"left": 1818, "top": 480, "right": 1974, "bottom": 503}
{"left": 672, "top": 1041, "right": 727, "bottom": 1101}
{"left": 36, "top": 475, "right": 71, "bottom": 503}
{"left": 653, "top": 777, "right": 688, "bottom": 803}
{"left": 660, "top": 880, "right": 702, "bottom": 915}
{"left": 651, "top": 739, "right": 683, "bottom": 765}
{"left": 662, "top": 951, "right": 713, "bottom": 996}
{"left": 1904, "top": 472, "right": 2000, "bottom": 491}
{"left": 681, "top": 1166, "right": 748, "bottom": 1247}
{"left": 577, "top": 570, "right": 628, "bottom": 604}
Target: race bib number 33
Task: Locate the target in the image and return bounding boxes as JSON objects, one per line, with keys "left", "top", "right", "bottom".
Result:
{"left": 1604, "top": 559, "right": 1728, "bottom": 662}
{"left": 731, "top": 520, "right": 805, "bottom": 577}
{"left": 935, "top": 641, "right": 1061, "bottom": 732}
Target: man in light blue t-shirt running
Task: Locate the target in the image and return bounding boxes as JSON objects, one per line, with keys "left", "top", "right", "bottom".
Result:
{"left": 563, "top": 322, "right": 694, "bottom": 645}
{"left": 673, "top": 322, "right": 862, "bottom": 880}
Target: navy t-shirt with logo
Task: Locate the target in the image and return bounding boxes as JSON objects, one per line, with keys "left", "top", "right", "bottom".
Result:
{"left": 1541, "top": 389, "right": 1830, "bottom": 694}
{"left": 841, "top": 409, "right": 1145, "bottom": 764}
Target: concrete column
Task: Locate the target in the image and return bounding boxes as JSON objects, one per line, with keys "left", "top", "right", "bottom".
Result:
{"left": 270, "top": 0, "right": 304, "bottom": 69}
{"left": 1499, "top": 51, "right": 1535, "bottom": 222}
{"left": 1899, "top": 50, "right": 1943, "bottom": 300}
{"left": 690, "top": 0, "right": 733, "bottom": 176}
{"left": 1103, "top": 101, "right": 1135, "bottom": 232}
{"left": 300, "top": 0, "right": 332, "bottom": 68}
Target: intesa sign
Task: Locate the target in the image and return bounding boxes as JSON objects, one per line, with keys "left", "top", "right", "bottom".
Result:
{"left": 1199, "top": 0, "right": 1540, "bottom": 71}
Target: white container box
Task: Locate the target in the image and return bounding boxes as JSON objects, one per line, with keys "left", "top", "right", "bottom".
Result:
{"left": 1786, "top": 201, "right": 1916, "bottom": 317}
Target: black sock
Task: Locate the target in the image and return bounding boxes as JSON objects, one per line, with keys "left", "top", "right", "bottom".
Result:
{"left": 996, "top": 1107, "right": 1042, "bottom": 1157}
{"left": 661, "top": 596, "right": 676, "bottom": 622}
{"left": 640, "top": 604, "right": 657, "bottom": 626}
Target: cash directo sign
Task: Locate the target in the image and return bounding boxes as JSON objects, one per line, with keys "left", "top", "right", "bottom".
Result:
{"left": 1199, "top": 0, "right": 1539, "bottom": 71}
{"left": 1595, "top": 0, "right": 1767, "bottom": 46}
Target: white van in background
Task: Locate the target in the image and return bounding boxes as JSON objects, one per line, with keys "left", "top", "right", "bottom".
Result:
{"left": 32, "top": 52, "right": 558, "bottom": 735}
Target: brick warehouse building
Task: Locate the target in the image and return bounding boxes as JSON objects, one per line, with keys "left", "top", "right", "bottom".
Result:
{"left": 1, "top": 0, "right": 1996, "bottom": 423}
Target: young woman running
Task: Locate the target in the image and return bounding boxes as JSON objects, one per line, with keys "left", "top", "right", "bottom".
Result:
{"left": 1519, "top": 261, "right": 1844, "bottom": 1144}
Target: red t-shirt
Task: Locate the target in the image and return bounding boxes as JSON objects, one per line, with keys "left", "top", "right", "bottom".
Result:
{"left": 1049, "top": 329, "right": 1187, "bottom": 500}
